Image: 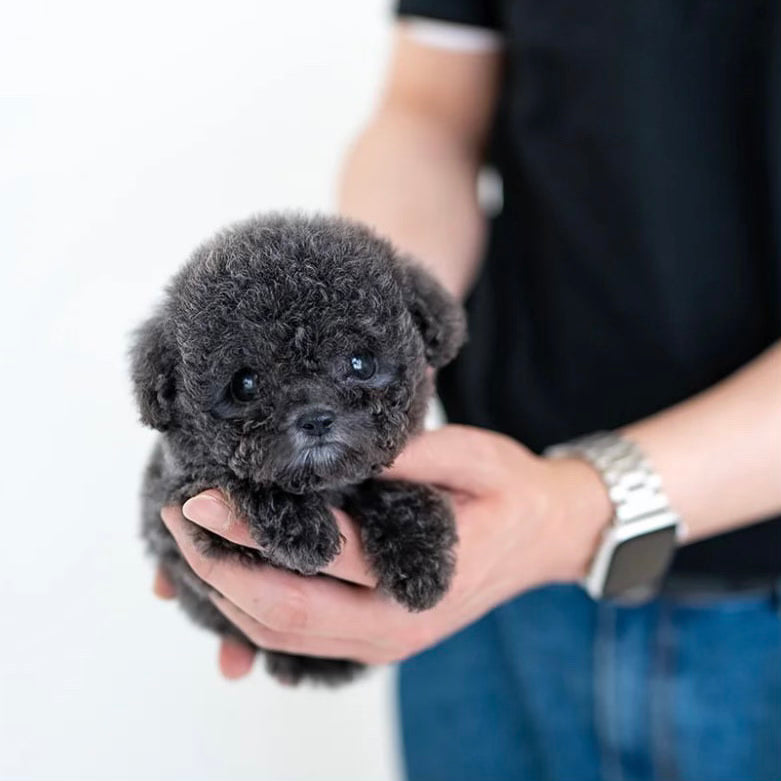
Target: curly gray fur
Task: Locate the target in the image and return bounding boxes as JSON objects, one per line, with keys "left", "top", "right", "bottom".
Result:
{"left": 131, "top": 213, "right": 466, "bottom": 685}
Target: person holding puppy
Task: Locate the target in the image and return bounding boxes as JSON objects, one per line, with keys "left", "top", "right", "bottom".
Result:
{"left": 157, "top": 4, "right": 781, "bottom": 781}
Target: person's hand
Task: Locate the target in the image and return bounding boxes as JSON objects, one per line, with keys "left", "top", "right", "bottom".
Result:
{"left": 154, "top": 424, "right": 612, "bottom": 678}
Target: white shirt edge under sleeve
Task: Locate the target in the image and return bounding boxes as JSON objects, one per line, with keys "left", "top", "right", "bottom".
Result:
{"left": 400, "top": 16, "right": 504, "bottom": 53}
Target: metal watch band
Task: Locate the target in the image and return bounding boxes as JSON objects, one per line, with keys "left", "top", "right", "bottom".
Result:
{"left": 545, "top": 431, "right": 684, "bottom": 600}
{"left": 545, "top": 432, "right": 677, "bottom": 529}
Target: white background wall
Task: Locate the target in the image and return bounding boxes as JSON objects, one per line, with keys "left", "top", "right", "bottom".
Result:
{"left": 0, "top": 2, "right": 401, "bottom": 778}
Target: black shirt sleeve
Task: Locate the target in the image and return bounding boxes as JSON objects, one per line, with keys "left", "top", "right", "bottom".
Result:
{"left": 395, "top": 0, "right": 500, "bottom": 30}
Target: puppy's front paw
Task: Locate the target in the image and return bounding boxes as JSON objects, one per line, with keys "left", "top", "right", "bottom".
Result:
{"left": 382, "top": 539, "right": 455, "bottom": 612}
{"left": 265, "top": 519, "right": 342, "bottom": 576}
{"left": 346, "top": 480, "right": 457, "bottom": 612}
{"left": 246, "top": 490, "right": 342, "bottom": 575}
{"left": 190, "top": 525, "right": 268, "bottom": 568}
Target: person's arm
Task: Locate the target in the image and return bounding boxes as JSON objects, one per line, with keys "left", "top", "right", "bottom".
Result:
{"left": 339, "top": 26, "right": 502, "bottom": 298}
{"left": 623, "top": 340, "right": 781, "bottom": 544}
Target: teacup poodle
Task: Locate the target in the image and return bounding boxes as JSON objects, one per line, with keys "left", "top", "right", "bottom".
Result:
{"left": 131, "top": 213, "right": 465, "bottom": 684}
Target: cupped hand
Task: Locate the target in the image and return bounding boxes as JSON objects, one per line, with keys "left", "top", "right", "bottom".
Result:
{"left": 154, "top": 424, "right": 611, "bottom": 678}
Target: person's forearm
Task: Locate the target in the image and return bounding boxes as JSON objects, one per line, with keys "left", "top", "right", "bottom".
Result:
{"left": 620, "top": 340, "right": 781, "bottom": 543}
{"left": 338, "top": 107, "right": 485, "bottom": 300}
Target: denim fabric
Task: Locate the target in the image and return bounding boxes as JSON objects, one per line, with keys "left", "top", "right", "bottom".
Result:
{"left": 399, "top": 584, "right": 781, "bottom": 781}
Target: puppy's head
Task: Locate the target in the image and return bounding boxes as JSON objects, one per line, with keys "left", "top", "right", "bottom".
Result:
{"left": 131, "top": 214, "right": 465, "bottom": 492}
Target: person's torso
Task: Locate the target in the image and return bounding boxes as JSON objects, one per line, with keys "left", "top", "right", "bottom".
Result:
{"left": 439, "top": 0, "right": 781, "bottom": 577}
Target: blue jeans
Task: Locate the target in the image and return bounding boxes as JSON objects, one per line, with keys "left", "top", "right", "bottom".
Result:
{"left": 399, "top": 584, "right": 781, "bottom": 781}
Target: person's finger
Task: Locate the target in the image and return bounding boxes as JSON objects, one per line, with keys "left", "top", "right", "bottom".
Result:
{"left": 153, "top": 566, "right": 177, "bottom": 599}
{"left": 210, "top": 594, "right": 381, "bottom": 664}
{"left": 218, "top": 635, "right": 256, "bottom": 680}
{"left": 382, "top": 424, "right": 499, "bottom": 492}
{"left": 319, "top": 509, "right": 378, "bottom": 587}
{"left": 161, "top": 504, "right": 401, "bottom": 642}
{"left": 182, "top": 491, "right": 377, "bottom": 587}
{"left": 182, "top": 490, "right": 259, "bottom": 549}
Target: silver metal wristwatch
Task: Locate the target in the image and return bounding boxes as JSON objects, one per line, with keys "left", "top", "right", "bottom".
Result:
{"left": 544, "top": 431, "right": 685, "bottom": 601}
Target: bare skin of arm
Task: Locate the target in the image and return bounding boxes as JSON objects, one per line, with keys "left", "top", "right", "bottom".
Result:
{"left": 155, "top": 28, "right": 781, "bottom": 677}
{"left": 339, "top": 27, "right": 502, "bottom": 298}
{"left": 624, "top": 340, "right": 781, "bottom": 543}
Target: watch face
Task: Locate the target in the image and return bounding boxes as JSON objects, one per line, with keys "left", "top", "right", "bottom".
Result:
{"left": 602, "top": 526, "right": 678, "bottom": 599}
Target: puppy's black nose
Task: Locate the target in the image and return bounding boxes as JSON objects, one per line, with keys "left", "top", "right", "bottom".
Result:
{"left": 296, "top": 409, "right": 336, "bottom": 438}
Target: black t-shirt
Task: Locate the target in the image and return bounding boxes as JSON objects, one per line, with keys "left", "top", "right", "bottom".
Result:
{"left": 397, "top": 0, "right": 781, "bottom": 578}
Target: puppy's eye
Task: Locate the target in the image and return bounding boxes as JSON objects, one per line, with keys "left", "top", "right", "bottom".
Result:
{"left": 230, "top": 368, "right": 260, "bottom": 403}
{"left": 349, "top": 353, "right": 377, "bottom": 381}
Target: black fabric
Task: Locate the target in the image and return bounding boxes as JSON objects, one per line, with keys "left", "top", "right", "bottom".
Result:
{"left": 397, "top": 0, "right": 781, "bottom": 577}
{"left": 396, "top": 0, "right": 499, "bottom": 29}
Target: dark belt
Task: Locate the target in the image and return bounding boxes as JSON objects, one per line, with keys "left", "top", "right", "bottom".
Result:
{"left": 662, "top": 573, "right": 781, "bottom": 598}
{"left": 607, "top": 574, "right": 781, "bottom": 610}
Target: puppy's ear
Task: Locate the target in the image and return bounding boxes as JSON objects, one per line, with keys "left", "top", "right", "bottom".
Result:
{"left": 402, "top": 262, "right": 467, "bottom": 368}
{"left": 130, "top": 313, "right": 178, "bottom": 431}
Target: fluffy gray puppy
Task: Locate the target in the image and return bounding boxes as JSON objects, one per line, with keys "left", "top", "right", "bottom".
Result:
{"left": 131, "top": 213, "right": 466, "bottom": 684}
